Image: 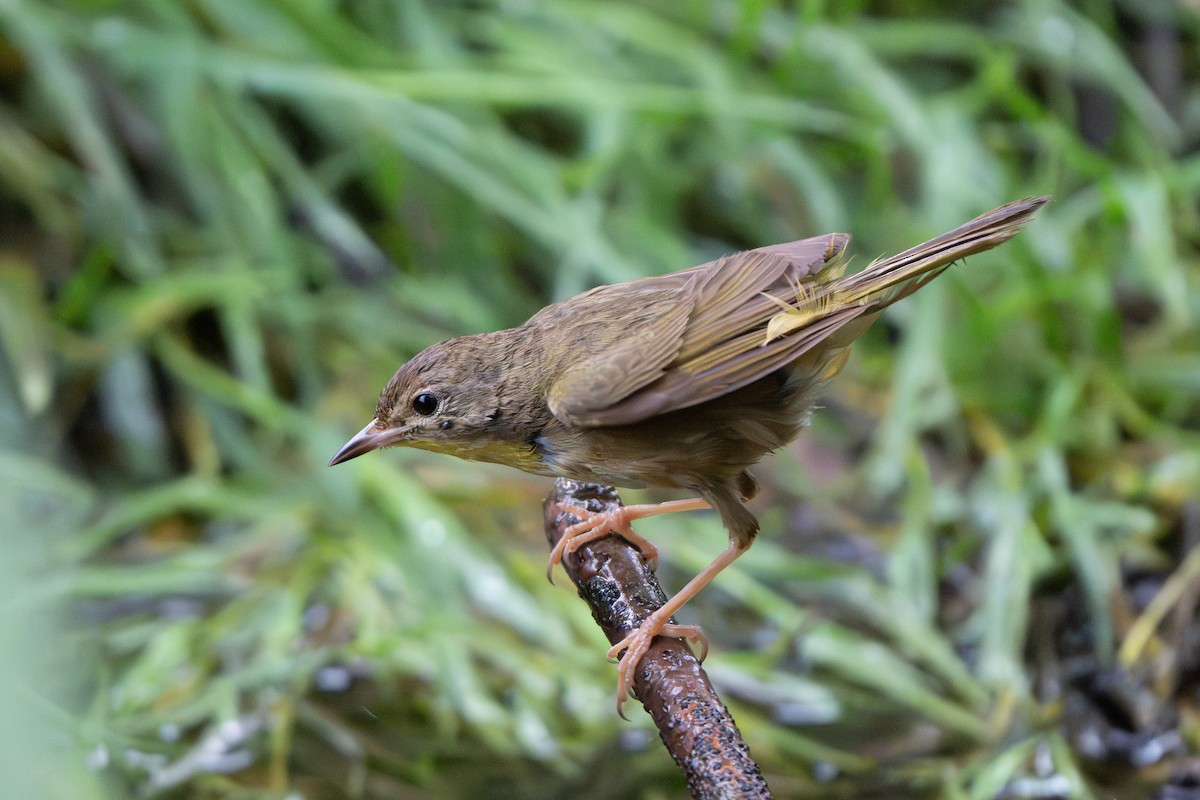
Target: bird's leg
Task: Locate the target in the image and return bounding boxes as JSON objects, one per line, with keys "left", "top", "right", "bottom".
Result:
{"left": 608, "top": 537, "right": 751, "bottom": 716}
{"left": 546, "top": 498, "right": 710, "bottom": 581}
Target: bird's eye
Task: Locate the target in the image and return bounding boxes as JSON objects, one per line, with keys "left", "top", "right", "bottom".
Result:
{"left": 412, "top": 392, "right": 439, "bottom": 416}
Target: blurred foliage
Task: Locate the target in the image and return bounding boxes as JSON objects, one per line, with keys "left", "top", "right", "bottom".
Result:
{"left": 0, "top": 0, "right": 1198, "bottom": 798}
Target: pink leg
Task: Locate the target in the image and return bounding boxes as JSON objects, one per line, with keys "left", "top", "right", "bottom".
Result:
{"left": 608, "top": 538, "right": 751, "bottom": 716}
{"left": 546, "top": 498, "right": 711, "bottom": 581}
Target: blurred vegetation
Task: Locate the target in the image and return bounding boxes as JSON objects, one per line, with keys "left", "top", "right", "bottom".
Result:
{"left": 0, "top": 0, "right": 1198, "bottom": 798}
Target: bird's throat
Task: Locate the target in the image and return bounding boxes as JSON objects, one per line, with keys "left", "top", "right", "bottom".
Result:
{"left": 406, "top": 437, "right": 554, "bottom": 476}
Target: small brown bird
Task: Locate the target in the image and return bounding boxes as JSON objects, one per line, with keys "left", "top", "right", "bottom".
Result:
{"left": 331, "top": 197, "right": 1047, "bottom": 710}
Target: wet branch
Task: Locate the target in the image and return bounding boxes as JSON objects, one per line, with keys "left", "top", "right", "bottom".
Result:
{"left": 543, "top": 479, "right": 772, "bottom": 800}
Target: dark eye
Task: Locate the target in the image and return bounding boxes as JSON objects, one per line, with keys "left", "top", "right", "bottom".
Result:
{"left": 412, "top": 392, "right": 439, "bottom": 416}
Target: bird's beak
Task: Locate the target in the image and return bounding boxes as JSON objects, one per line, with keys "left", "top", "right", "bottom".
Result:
{"left": 328, "top": 420, "right": 401, "bottom": 466}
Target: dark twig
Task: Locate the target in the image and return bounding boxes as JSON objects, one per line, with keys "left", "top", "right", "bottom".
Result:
{"left": 543, "top": 479, "right": 772, "bottom": 800}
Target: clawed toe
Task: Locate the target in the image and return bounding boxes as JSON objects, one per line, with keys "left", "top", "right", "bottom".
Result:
{"left": 545, "top": 503, "right": 660, "bottom": 581}
{"left": 607, "top": 614, "right": 709, "bottom": 716}
{"left": 545, "top": 505, "right": 621, "bottom": 581}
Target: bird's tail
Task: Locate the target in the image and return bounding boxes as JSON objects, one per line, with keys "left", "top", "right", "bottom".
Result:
{"left": 764, "top": 196, "right": 1048, "bottom": 342}
{"left": 836, "top": 196, "right": 1049, "bottom": 306}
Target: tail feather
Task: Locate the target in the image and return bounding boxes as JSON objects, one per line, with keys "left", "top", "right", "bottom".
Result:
{"left": 836, "top": 196, "right": 1049, "bottom": 307}
{"left": 764, "top": 196, "right": 1047, "bottom": 343}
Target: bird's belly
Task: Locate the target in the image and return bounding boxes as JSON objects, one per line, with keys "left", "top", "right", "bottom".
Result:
{"left": 532, "top": 422, "right": 794, "bottom": 491}
{"left": 531, "top": 433, "right": 648, "bottom": 487}
{"left": 529, "top": 371, "right": 816, "bottom": 490}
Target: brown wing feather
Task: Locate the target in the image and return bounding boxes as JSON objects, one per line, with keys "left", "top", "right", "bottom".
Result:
{"left": 548, "top": 235, "right": 841, "bottom": 427}
{"left": 675, "top": 235, "right": 842, "bottom": 362}
{"left": 554, "top": 235, "right": 849, "bottom": 427}
{"left": 547, "top": 276, "right": 699, "bottom": 426}
{"left": 583, "top": 304, "right": 872, "bottom": 425}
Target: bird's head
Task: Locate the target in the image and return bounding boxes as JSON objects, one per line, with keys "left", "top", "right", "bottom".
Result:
{"left": 328, "top": 336, "right": 508, "bottom": 466}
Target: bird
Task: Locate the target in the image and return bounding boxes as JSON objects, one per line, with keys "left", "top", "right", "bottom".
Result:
{"left": 330, "top": 196, "right": 1048, "bottom": 712}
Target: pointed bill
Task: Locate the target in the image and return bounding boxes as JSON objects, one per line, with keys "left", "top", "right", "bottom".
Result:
{"left": 328, "top": 420, "right": 401, "bottom": 466}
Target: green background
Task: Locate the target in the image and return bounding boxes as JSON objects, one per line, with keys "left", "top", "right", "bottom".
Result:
{"left": 1, "top": 1, "right": 1197, "bottom": 798}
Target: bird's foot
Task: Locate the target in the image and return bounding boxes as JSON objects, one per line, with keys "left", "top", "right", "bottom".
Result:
{"left": 546, "top": 498, "right": 711, "bottom": 582}
{"left": 547, "top": 503, "right": 660, "bottom": 580}
{"left": 607, "top": 611, "right": 708, "bottom": 717}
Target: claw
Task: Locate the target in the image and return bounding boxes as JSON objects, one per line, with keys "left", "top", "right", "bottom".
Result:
{"left": 545, "top": 503, "right": 662, "bottom": 581}
{"left": 607, "top": 613, "right": 709, "bottom": 716}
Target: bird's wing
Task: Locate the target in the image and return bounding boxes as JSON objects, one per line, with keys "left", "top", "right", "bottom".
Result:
{"left": 545, "top": 277, "right": 699, "bottom": 427}
{"left": 675, "top": 235, "right": 846, "bottom": 364}
{"left": 549, "top": 234, "right": 853, "bottom": 427}
{"left": 587, "top": 303, "right": 872, "bottom": 425}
